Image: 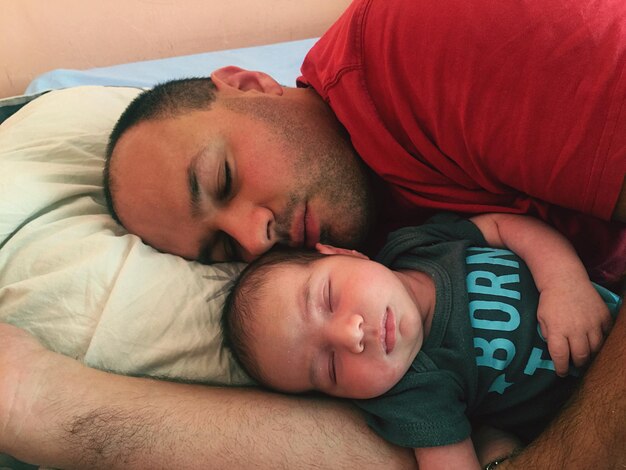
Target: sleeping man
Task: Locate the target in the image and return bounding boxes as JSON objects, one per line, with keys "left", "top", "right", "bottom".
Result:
{"left": 1, "top": 0, "right": 625, "bottom": 468}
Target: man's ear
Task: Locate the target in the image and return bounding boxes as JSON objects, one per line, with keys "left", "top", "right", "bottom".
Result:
{"left": 211, "top": 66, "right": 283, "bottom": 95}
{"left": 315, "top": 243, "right": 369, "bottom": 260}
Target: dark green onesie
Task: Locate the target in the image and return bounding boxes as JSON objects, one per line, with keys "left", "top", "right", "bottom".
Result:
{"left": 355, "top": 213, "right": 622, "bottom": 448}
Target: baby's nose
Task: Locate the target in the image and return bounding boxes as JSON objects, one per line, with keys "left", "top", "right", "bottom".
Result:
{"left": 336, "top": 314, "right": 364, "bottom": 353}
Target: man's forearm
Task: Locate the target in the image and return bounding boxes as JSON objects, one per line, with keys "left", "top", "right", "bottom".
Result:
{"left": 0, "top": 325, "right": 415, "bottom": 469}
{"left": 503, "top": 300, "right": 626, "bottom": 468}
{"left": 58, "top": 384, "right": 416, "bottom": 470}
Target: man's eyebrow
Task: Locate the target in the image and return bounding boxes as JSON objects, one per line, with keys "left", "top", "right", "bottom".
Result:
{"left": 187, "top": 150, "right": 202, "bottom": 218}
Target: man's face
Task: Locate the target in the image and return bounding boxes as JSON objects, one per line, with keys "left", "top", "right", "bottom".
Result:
{"left": 110, "top": 93, "right": 373, "bottom": 262}
{"left": 247, "top": 254, "right": 425, "bottom": 399}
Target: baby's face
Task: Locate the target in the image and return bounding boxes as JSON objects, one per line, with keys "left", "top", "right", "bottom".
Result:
{"left": 249, "top": 253, "right": 425, "bottom": 399}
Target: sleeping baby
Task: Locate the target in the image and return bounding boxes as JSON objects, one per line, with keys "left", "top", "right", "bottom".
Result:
{"left": 221, "top": 213, "right": 621, "bottom": 470}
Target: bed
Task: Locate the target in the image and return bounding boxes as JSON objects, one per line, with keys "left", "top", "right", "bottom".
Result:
{"left": 0, "top": 2, "right": 349, "bottom": 467}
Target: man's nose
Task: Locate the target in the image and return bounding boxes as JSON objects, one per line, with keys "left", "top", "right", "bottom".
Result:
{"left": 219, "top": 204, "right": 275, "bottom": 261}
{"left": 330, "top": 314, "right": 364, "bottom": 353}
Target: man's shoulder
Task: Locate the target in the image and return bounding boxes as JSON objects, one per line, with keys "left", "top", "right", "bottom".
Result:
{"left": 300, "top": 0, "right": 369, "bottom": 94}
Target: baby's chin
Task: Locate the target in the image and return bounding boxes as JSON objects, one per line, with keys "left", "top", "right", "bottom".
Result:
{"left": 341, "top": 369, "right": 409, "bottom": 399}
{"left": 342, "top": 383, "right": 396, "bottom": 400}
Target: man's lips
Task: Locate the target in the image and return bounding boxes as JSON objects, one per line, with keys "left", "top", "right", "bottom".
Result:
{"left": 290, "top": 203, "right": 320, "bottom": 248}
{"left": 382, "top": 308, "right": 396, "bottom": 354}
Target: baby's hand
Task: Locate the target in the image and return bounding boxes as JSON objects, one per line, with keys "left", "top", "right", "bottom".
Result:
{"left": 537, "top": 282, "right": 613, "bottom": 376}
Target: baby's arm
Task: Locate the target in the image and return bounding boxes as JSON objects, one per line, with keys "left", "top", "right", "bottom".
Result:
{"left": 470, "top": 213, "right": 612, "bottom": 376}
{"left": 414, "top": 437, "right": 480, "bottom": 470}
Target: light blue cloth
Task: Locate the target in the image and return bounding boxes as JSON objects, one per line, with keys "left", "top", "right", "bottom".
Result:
{"left": 594, "top": 283, "right": 623, "bottom": 317}
{"left": 25, "top": 38, "right": 317, "bottom": 95}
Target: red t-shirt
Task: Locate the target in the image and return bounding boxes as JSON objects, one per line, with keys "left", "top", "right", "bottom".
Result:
{"left": 299, "top": 0, "right": 626, "bottom": 285}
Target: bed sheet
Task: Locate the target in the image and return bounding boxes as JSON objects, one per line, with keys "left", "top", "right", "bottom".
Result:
{"left": 25, "top": 38, "right": 316, "bottom": 94}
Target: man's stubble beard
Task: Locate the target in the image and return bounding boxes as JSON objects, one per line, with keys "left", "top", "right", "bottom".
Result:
{"left": 310, "top": 147, "right": 374, "bottom": 250}
{"left": 272, "top": 144, "right": 374, "bottom": 250}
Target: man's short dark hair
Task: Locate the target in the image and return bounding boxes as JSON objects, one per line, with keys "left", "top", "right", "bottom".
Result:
{"left": 102, "top": 78, "right": 217, "bottom": 224}
{"left": 221, "top": 248, "right": 326, "bottom": 386}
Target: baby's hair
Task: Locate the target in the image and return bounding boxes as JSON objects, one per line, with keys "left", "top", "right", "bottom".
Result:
{"left": 222, "top": 247, "right": 326, "bottom": 386}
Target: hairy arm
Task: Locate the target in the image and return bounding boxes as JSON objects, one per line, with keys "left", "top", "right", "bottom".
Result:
{"left": 501, "top": 298, "right": 626, "bottom": 468}
{"left": 0, "top": 324, "right": 416, "bottom": 470}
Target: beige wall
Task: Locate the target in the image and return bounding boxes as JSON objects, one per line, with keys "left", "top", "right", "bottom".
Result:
{"left": 0, "top": 0, "right": 351, "bottom": 98}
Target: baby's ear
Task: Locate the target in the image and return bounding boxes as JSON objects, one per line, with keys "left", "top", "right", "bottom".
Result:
{"left": 315, "top": 243, "right": 369, "bottom": 260}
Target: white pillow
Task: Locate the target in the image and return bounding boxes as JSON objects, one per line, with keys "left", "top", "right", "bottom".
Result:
{"left": 0, "top": 86, "right": 252, "bottom": 385}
